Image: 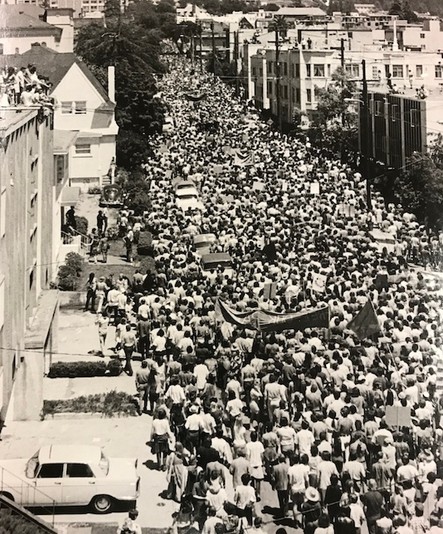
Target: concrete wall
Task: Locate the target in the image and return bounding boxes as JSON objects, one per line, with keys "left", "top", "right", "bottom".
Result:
{"left": 0, "top": 35, "right": 58, "bottom": 55}
{"left": 0, "top": 110, "right": 57, "bottom": 422}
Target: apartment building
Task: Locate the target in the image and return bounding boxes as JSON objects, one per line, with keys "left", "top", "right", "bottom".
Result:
{"left": 0, "top": 108, "right": 59, "bottom": 422}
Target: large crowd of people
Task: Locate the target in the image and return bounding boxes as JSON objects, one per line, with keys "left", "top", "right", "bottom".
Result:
{"left": 107, "top": 56, "right": 443, "bottom": 534}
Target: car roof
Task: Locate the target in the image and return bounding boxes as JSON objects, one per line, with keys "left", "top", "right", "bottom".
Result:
{"left": 38, "top": 445, "right": 102, "bottom": 464}
{"left": 173, "top": 179, "right": 193, "bottom": 187}
{"left": 201, "top": 252, "right": 232, "bottom": 263}
{"left": 176, "top": 187, "right": 198, "bottom": 196}
{"left": 369, "top": 229, "right": 395, "bottom": 241}
{"left": 194, "top": 233, "right": 216, "bottom": 244}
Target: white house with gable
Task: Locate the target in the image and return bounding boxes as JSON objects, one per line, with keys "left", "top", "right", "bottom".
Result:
{"left": 0, "top": 43, "right": 118, "bottom": 190}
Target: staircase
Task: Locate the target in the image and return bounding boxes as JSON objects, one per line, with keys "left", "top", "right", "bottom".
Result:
{"left": 0, "top": 492, "right": 57, "bottom": 533}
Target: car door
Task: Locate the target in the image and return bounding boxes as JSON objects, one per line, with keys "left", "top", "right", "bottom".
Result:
{"left": 33, "top": 463, "right": 64, "bottom": 506}
{"left": 62, "top": 463, "right": 96, "bottom": 505}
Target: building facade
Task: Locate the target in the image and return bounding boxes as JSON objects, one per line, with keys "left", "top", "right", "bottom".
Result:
{"left": 0, "top": 108, "right": 59, "bottom": 422}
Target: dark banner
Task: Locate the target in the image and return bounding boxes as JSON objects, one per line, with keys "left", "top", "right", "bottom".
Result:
{"left": 218, "top": 300, "right": 329, "bottom": 333}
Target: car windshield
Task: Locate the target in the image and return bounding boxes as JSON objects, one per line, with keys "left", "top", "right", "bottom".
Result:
{"left": 99, "top": 450, "right": 110, "bottom": 475}
{"left": 180, "top": 194, "right": 197, "bottom": 200}
{"left": 204, "top": 261, "right": 231, "bottom": 270}
{"left": 26, "top": 451, "right": 39, "bottom": 479}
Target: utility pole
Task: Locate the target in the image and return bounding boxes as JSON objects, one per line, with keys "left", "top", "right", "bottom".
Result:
{"left": 211, "top": 21, "right": 216, "bottom": 77}
{"left": 190, "top": 33, "right": 195, "bottom": 65}
{"left": 199, "top": 22, "right": 203, "bottom": 72}
{"left": 361, "top": 59, "right": 372, "bottom": 211}
{"left": 340, "top": 38, "right": 345, "bottom": 68}
{"left": 234, "top": 29, "right": 240, "bottom": 97}
{"left": 275, "top": 27, "right": 282, "bottom": 130}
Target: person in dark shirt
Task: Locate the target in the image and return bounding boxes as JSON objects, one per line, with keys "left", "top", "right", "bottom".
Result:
{"left": 196, "top": 436, "right": 220, "bottom": 469}
{"left": 325, "top": 474, "right": 343, "bottom": 524}
{"left": 361, "top": 479, "right": 384, "bottom": 534}
{"left": 334, "top": 506, "right": 357, "bottom": 534}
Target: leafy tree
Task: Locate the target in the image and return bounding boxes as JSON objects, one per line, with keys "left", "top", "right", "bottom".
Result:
{"left": 314, "top": 67, "right": 357, "bottom": 126}
{"left": 389, "top": 0, "right": 418, "bottom": 22}
{"left": 393, "top": 154, "right": 443, "bottom": 229}
{"left": 429, "top": 133, "right": 443, "bottom": 169}
{"left": 103, "top": 0, "right": 121, "bottom": 21}
{"left": 262, "top": 3, "right": 280, "bottom": 10}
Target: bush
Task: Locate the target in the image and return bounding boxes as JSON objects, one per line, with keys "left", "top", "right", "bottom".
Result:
{"left": 65, "top": 252, "right": 84, "bottom": 276}
{"left": 106, "top": 358, "right": 123, "bottom": 376}
{"left": 106, "top": 224, "right": 120, "bottom": 241}
{"left": 75, "top": 215, "right": 88, "bottom": 236}
{"left": 56, "top": 252, "right": 84, "bottom": 291}
{"left": 42, "top": 391, "right": 137, "bottom": 418}
{"left": 48, "top": 361, "right": 107, "bottom": 378}
{"left": 137, "top": 231, "right": 154, "bottom": 256}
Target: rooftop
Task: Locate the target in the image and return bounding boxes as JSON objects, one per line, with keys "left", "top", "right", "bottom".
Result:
{"left": 0, "top": 108, "right": 38, "bottom": 136}
{"left": 0, "top": 44, "right": 113, "bottom": 105}
{"left": 0, "top": 5, "right": 59, "bottom": 33}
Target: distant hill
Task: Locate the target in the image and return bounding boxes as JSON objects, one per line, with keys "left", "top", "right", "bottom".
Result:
{"left": 343, "top": 0, "right": 443, "bottom": 17}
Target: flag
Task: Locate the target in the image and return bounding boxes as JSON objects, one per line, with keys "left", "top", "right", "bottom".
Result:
{"left": 233, "top": 149, "right": 254, "bottom": 167}
{"left": 347, "top": 300, "right": 381, "bottom": 339}
{"left": 218, "top": 300, "right": 329, "bottom": 333}
{"left": 311, "top": 273, "right": 327, "bottom": 293}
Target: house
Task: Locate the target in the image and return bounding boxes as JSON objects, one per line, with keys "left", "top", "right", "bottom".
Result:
{"left": 0, "top": 107, "right": 59, "bottom": 422}
{"left": 0, "top": 5, "right": 74, "bottom": 54}
{"left": 0, "top": 44, "right": 118, "bottom": 191}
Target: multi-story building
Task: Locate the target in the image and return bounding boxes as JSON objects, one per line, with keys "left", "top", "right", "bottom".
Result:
{"left": 0, "top": 107, "right": 59, "bottom": 423}
{"left": 362, "top": 90, "right": 443, "bottom": 169}
{"left": 0, "top": 5, "right": 74, "bottom": 54}
{"left": 0, "top": 43, "right": 118, "bottom": 190}
{"left": 245, "top": 32, "right": 443, "bottom": 127}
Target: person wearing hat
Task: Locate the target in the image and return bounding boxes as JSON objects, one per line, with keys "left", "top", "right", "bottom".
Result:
{"left": 299, "top": 487, "right": 321, "bottom": 534}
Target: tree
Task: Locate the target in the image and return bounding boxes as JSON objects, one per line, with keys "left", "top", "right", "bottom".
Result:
{"left": 103, "top": 0, "right": 121, "bottom": 21}
{"left": 393, "top": 154, "right": 443, "bottom": 229}
{"left": 314, "top": 67, "right": 357, "bottom": 126}
{"left": 389, "top": 0, "right": 418, "bottom": 22}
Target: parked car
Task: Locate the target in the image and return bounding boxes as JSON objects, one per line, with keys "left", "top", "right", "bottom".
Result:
{"left": 369, "top": 229, "right": 396, "bottom": 254}
{"left": 0, "top": 445, "right": 140, "bottom": 514}
{"left": 175, "top": 186, "right": 204, "bottom": 212}
{"left": 99, "top": 185, "right": 124, "bottom": 208}
{"left": 193, "top": 233, "right": 217, "bottom": 256}
{"left": 201, "top": 252, "right": 234, "bottom": 278}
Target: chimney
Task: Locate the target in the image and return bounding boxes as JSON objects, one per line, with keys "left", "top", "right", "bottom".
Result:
{"left": 107, "top": 65, "right": 115, "bottom": 103}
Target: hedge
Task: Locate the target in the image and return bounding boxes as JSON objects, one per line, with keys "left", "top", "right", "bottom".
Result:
{"left": 48, "top": 360, "right": 122, "bottom": 378}
{"left": 42, "top": 391, "right": 137, "bottom": 418}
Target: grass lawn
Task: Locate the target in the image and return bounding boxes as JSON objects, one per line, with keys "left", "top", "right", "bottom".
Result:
{"left": 78, "top": 232, "right": 155, "bottom": 288}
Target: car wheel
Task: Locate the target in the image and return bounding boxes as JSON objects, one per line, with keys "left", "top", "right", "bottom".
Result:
{"left": 0, "top": 492, "right": 14, "bottom": 502}
{"left": 90, "top": 494, "right": 113, "bottom": 513}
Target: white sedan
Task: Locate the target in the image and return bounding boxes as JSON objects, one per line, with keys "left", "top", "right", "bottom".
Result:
{"left": 0, "top": 445, "right": 140, "bottom": 513}
{"left": 175, "top": 186, "right": 204, "bottom": 212}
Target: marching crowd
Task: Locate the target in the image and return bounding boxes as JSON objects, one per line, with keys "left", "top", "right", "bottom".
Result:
{"left": 107, "top": 55, "right": 443, "bottom": 534}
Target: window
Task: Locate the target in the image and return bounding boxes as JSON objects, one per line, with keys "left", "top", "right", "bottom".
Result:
{"left": 252, "top": 67, "right": 256, "bottom": 76}
{"left": 345, "top": 64, "right": 359, "bottom": 78}
{"left": 61, "top": 101, "right": 87, "bottom": 114}
{"left": 416, "top": 65, "right": 423, "bottom": 77}
{"left": 74, "top": 101, "right": 86, "bottom": 114}
{"left": 306, "top": 88, "right": 312, "bottom": 102}
{"left": 290, "top": 64, "right": 294, "bottom": 77}
{"left": 283, "top": 62, "right": 288, "bottom": 76}
{"left": 372, "top": 65, "right": 379, "bottom": 79}
{"left": 75, "top": 144, "right": 91, "bottom": 155}
{"left": 291, "top": 87, "right": 295, "bottom": 101}
{"left": 0, "top": 44, "right": 3, "bottom": 56}
{"left": 37, "top": 463, "right": 64, "bottom": 478}
{"left": 66, "top": 463, "right": 94, "bottom": 478}
{"left": 296, "top": 88, "right": 300, "bottom": 103}
{"left": 61, "top": 101, "right": 72, "bottom": 114}
{"left": 392, "top": 65, "right": 404, "bottom": 78}
{"left": 267, "top": 81, "right": 272, "bottom": 95}
{"left": 435, "top": 65, "right": 443, "bottom": 78}
{"left": 295, "top": 64, "right": 300, "bottom": 77}
{"left": 313, "top": 64, "right": 325, "bottom": 77}
{"left": 283, "top": 85, "right": 288, "bottom": 99}
{"left": 375, "top": 100, "right": 384, "bottom": 116}
{"left": 268, "top": 61, "right": 273, "bottom": 74}
{"left": 391, "top": 103, "right": 400, "bottom": 122}
{"left": 0, "top": 188, "right": 5, "bottom": 238}
{"left": 410, "top": 109, "right": 420, "bottom": 127}
{"left": 420, "top": 33, "right": 425, "bottom": 39}
{"left": 306, "top": 64, "right": 311, "bottom": 77}
{"left": 55, "top": 154, "right": 67, "bottom": 183}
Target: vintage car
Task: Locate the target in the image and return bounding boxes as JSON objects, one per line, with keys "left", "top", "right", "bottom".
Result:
{"left": 369, "top": 229, "right": 396, "bottom": 254}
{"left": 175, "top": 185, "right": 204, "bottom": 212}
{"left": 0, "top": 445, "right": 140, "bottom": 513}
{"left": 201, "top": 252, "right": 234, "bottom": 278}
{"left": 193, "top": 233, "right": 217, "bottom": 256}
{"left": 99, "top": 185, "right": 124, "bottom": 208}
